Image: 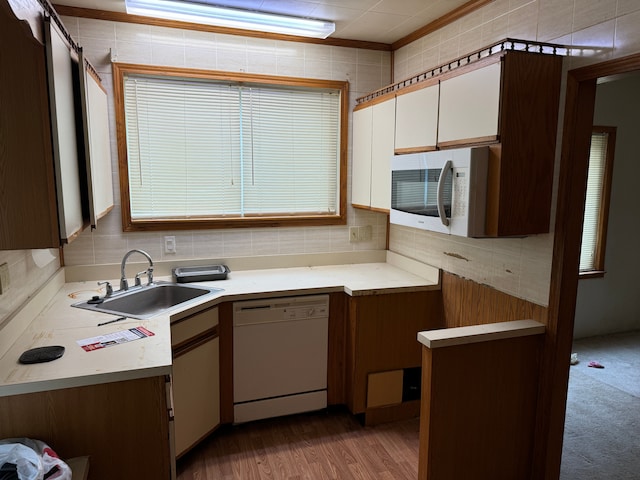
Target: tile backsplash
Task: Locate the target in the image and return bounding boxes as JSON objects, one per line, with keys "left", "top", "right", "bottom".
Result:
{"left": 0, "top": 249, "right": 60, "bottom": 326}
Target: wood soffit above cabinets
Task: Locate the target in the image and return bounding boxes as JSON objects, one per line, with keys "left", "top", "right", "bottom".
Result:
{"left": 52, "top": 0, "right": 491, "bottom": 52}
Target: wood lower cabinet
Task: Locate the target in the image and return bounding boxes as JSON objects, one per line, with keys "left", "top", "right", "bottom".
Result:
{"left": 171, "top": 306, "right": 220, "bottom": 458}
{"left": 0, "top": 376, "right": 173, "bottom": 480}
{"left": 418, "top": 328, "right": 544, "bottom": 480}
{"left": 345, "top": 290, "right": 443, "bottom": 425}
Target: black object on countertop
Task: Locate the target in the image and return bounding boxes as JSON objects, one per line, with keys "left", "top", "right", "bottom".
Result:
{"left": 18, "top": 345, "right": 65, "bottom": 364}
{"left": 173, "top": 264, "right": 230, "bottom": 282}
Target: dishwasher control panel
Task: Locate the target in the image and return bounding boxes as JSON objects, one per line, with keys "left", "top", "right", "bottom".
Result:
{"left": 283, "top": 304, "right": 328, "bottom": 320}
{"left": 233, "top": 294, "right": 329, "bottom": 325}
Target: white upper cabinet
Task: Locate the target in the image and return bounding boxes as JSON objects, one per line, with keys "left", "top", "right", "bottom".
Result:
{"left": 351, "top": 96, "right": 395, "bottom": 211}
{"left": 437, "top": 61, "right": 502, "bottom": 146}
{"left": 351, "top": 106, "right": 373, "bottom": 208}
{"left": 44, "top": 16, "right": 85, "bottom": 243}
{"left": 44, "top": 18, "right": 115, "bottom": 243}
{"left": 370, "top": 98, "right": 396, "bottom": 210}
{"left": 77, "top": 50, "right": 114, "bottom": 227}
{"left": 394, "top": 83, "right": 439, "bottom": 153}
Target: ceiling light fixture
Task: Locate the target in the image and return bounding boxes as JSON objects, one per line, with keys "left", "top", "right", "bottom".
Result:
{"left": 124, "top": 0, "right": 336, "bottom": 39}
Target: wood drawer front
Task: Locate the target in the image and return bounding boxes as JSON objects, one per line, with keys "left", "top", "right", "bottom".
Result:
{"left": 172, "top": 307, "right": 219, "bottom": 347}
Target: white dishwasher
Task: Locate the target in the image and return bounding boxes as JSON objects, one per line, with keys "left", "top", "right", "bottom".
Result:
{"left": 233, "top": 294, "right": 329, "bottom": 423}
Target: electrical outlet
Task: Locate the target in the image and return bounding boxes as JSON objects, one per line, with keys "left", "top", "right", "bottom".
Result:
{"left": 349, "top": 227, "right": 359, "bottom": 243}
{"left": 0, "top": 263, "right": 10, "bottom": 295}
{"left": 164, "top": 236, "right": 176, "bottom": 254}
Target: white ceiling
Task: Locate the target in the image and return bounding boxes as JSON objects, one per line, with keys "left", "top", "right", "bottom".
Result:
{"left": 53, "top": 0, "right": 472, "bottom": 44}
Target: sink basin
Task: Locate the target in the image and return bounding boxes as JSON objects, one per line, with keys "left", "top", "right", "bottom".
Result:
{"left": 72, "top": 281, "right": 223, "bottom": 319}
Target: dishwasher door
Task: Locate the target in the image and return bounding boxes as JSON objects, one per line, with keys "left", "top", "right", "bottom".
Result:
{"left": 233, "top": 295, "right": 329, "bottom": 423}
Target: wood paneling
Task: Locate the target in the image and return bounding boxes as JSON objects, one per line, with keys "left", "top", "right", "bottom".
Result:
{"left": 441, "top": 271, "right": 548, "bottom": 328}
{"left": 532, "top": 57, "right": 602, "bottom": 480}
{"left": 218, "top": 301, "right": 234, "bottom": 424}
{"left": 346, "top": 290, "right": 444, "bottom": 415}
{"left": 419, "top": 334, "right": 543, "bottom": 479}
{"left": 0, "top": 0, "right": 59, "bottom": 249}
{"left": 486, "top": 51, "right": 563, "bottom": 236}
{"left": 0, "top": 376, "right": 171, "bottom": 480}
{"left": 327, "top": 292, "right": 347, "bottom": 406}
{"left": 365, "top": 399, "right": 421, "bottom": 426}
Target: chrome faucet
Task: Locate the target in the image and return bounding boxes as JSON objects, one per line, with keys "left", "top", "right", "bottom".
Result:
{"left": 120, "top": 249, "right": 154, "bottom": 291}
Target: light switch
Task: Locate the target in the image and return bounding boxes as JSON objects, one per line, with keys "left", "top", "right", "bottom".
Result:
{"left": 164, "top": 236, "right": 176, "bottom": 254}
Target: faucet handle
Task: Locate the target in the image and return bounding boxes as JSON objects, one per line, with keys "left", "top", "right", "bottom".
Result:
{"left": 134, "top": 271, "right": 147, "bottom": 287}
{"left": 97, "top": 281, "right": 113, "bottom": 297}
{"left": 146, "top": 266, "right": 154, "bottom": 285}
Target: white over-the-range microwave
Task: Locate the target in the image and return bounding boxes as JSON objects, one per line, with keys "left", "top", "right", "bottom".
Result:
{"left": 390, "top": 146, "right": 489, "bottom": 238}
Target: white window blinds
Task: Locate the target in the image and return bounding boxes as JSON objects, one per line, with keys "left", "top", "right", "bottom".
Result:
{"left": 579, "top": 132, "right": 608, "bottom": 272}
{"left": 123, "top": 74, "right": 341, "bottom": 220}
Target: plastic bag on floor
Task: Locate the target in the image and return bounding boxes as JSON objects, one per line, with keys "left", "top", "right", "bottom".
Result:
{"left": 0, "top": 438, "right": 71, "bottom": 480}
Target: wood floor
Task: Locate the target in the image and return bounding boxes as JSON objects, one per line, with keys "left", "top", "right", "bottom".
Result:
{"left": 176, "top": 409, "right": 421, "bottom": 480}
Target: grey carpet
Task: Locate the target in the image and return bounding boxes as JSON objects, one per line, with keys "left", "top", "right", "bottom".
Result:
{"left": 560, "top": 331, "right": 640, "bottom": 479}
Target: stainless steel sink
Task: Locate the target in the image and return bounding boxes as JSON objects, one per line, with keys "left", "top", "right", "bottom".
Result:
{"left": 72, "top": 281, "right": 223, "bottom": 319}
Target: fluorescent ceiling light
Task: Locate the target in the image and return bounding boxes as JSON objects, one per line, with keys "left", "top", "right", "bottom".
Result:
{"left": 125, "top": 0, "right": 336, "bottom": 39}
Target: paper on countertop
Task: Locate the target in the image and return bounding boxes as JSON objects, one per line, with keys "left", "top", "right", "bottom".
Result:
{"left": 77, "top": 326, "right": 155, "bottom": 352}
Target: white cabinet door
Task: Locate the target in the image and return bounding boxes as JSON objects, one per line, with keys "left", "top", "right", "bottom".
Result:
{"left": 78, "top": 50, "right": 114, "bottom": 227}
{"left": 173, "top": 336, "right": 220, "bottom": 457}
{"left": 370, "top": 97, "right": 396, "bottom": 210}
{"left": 351, "top": 106, "right": 373, "bottom": 207}
{"left": 44, "top": 17, "right": 84, "bottom": 242}
{"left": 438, "top": 61, "right": 502, "bottom": 145}
{"left": 395, "top": 84, "right": 439, "bottom": 151}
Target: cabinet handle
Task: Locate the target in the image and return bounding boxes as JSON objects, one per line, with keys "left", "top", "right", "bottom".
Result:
{"left": 437, "top": 160, "right": 452, "bottom": 227}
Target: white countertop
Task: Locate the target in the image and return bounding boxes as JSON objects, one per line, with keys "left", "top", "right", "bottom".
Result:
{"left": 0, "top": 253, "right": 439, "bottom": 397}
{"left": 417, "top": 319, "right": 545, "bottom": 349}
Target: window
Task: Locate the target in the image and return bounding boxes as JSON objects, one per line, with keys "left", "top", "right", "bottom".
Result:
{"left": 113, "top": 63, "right": 348, "bottom": 231}
{"left": 579, "top": 126, "right": 616, "bottom": 277}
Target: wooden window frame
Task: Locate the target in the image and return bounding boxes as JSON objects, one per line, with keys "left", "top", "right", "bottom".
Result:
{"left": 112, "top": 62, "right": 349, "bottom": 232}
{"left": 579, "top": 125, "right": 616, "bottom": 279}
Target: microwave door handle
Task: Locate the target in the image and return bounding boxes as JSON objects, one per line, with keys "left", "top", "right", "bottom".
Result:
{"left": 436, "top": 160, "right": 452, "bottom": 227}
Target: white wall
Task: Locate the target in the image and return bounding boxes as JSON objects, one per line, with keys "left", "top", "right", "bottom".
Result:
{"left": 573, "top": 74, "right": 640, "bottom": 338}
{"left": 59, "top": 16, "right": 392, "bottom": 266}
{"left": 389, "top": 0, "right": 640, "bottom": 307}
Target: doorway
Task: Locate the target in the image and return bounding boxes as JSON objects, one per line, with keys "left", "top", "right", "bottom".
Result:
{"left": 537, "top": 53, "right": 640, "bottom": 479}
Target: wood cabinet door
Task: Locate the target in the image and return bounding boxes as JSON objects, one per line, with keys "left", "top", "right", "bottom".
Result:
{"left": 370, "top": 97, "right": 396, "bottom": 210}
{"left": 437, "top": 61, "right": 501, "bottom": 147}
{"left": 351, "top": 106, "right": 373, "bottom": 208}
{"left": 173, "top": 336, "right": 220, "bottom": 458}
{"left": 395, "top": 83, "right": 439, "bottom": 153}
{"left": 0, "top": 0, "right": 59, "bottom": 249}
